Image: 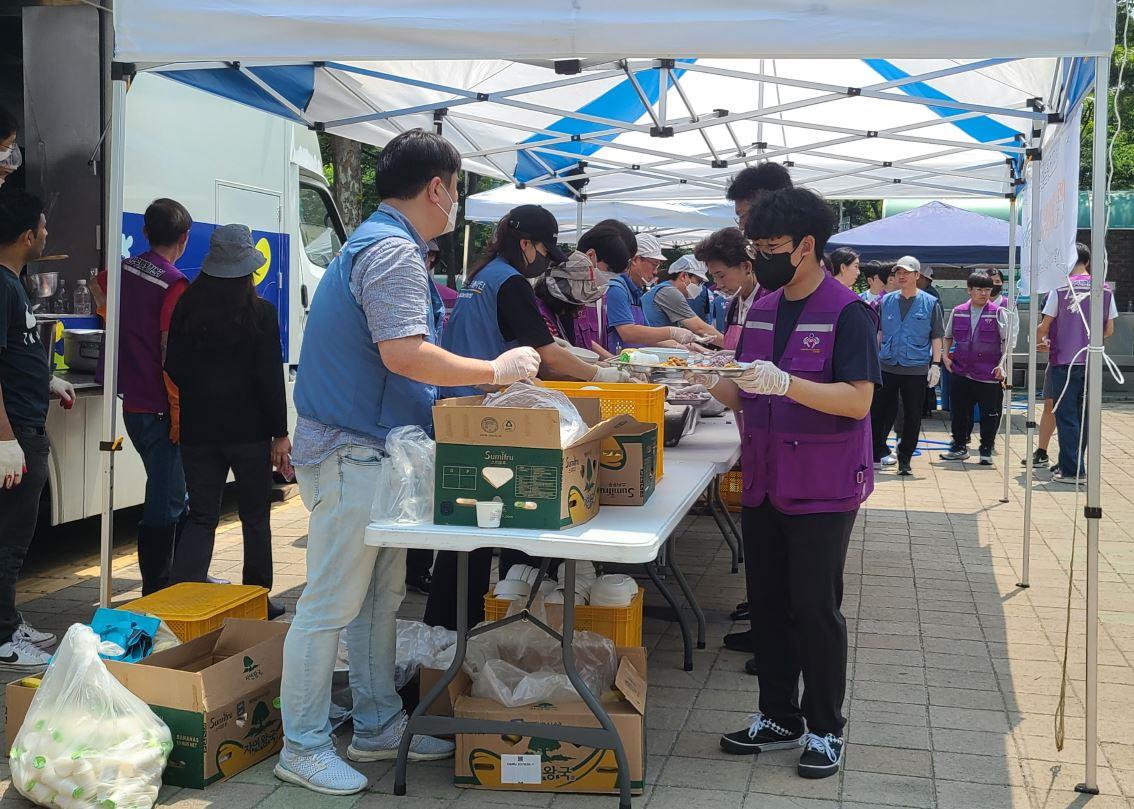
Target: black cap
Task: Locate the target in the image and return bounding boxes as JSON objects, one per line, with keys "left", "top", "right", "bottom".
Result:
{"left": 507, "top": 204, "right": 568, "bottom": 264}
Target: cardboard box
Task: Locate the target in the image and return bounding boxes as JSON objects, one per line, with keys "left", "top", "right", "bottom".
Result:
{"left": 598, "top": 420, "right": 658, "bottom": 506}
{"left": 446, "top": 647, "right": 647, "bottom": 796}
{"left": 4, "top": 620, "right": 287, "bottom": 789}
{"left": 433, "top": 395, "right": 637, "bottom": 530}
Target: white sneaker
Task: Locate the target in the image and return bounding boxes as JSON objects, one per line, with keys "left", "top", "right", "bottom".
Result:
{"left": 880, "top": 455, "right": 898, "bottom": 467}
{"left": 274, "top": 746, "right": 368, "bottom": 796}
{"left": 0, "top": 637, "right": 52, "bottom": 670}
{"left": 347, "top": 711, "right": 455, "bottom": 762}
{"left": 14, "top": 620, "right": 56, "bottom": 649}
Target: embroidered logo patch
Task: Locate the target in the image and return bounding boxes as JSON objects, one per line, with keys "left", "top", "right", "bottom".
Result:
{"left": 802, "top": 333, "right": 821, "bottom": 350}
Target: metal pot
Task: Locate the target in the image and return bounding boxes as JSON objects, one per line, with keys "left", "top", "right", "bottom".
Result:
{"left": 23, "top": 271, "right": 59, "bottom": 300}
{"left": 35, "top": 318, "right": 59, "bottom": 361}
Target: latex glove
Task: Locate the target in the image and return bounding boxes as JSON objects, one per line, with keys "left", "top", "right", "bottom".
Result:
{"left": 49, "top": 376, "right": 76, "bottom": 409}
{"left": 735, "top": 360, "right": 790, "bottom": 396}
{"left": 927, "top": 364, "right": 942, "bottom": 388}
{"left": 552, "top": 336, "right": 573, "bottom": 350}
{"left": 682, "top": 370, "right": 720, "bottom": 389}
{"left": 0, "top": 440, "right": 25, "bottom": 489}
{"left": 592, "top": 366, "right": 630, "bottom": 383}
{"left": 491, "top": 346, "right": 542, "bottom": 385}
{"left": 667, "top": 327, "right": 698, "bottom": 345}
{"left": 272, "top": 435, "right": 294, "bottom": 481}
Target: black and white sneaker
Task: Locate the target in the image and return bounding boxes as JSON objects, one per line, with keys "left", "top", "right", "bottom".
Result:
{"left": 730, "top": 601, "right": 749, "bottom": 621}
{"left": 720, "top": 713, "right": 804, "bottom": 755}
{"left": 14, "top": 619, "right": 56, "bottom": 649}
{"left": 939, "top": 447, "right": 969, "bottom": 461}
{"left": 0, "top": 637, "right": 52, "bottom": 670}
{"left": 979, "top": 449, "right": 993, "bottom": 465}
{"left": 1021, "top": 448, "right": 1050, "bottom": 467}
{"left": 897, "top": 459, "right": 913, "bottom": 476}
{"left": 797, "top": 732, "right": 845, "bottom": 779}
{"left": 1051, "top": 469, "right": 1084, "bottom": 486}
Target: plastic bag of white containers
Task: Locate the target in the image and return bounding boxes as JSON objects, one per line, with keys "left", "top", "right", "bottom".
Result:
{"left": 10, "top": 624, "right": 172, "bottom": 809}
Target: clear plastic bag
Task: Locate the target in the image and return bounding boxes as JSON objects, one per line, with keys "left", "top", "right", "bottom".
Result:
{"left": 394, "top": 620, "right": 458, "bottom": 689}
{"left": 463, "top": 618, "right": 617, "bottom": 708}
{"left": 483, "top": 383, "right": 587, "bottom": 446}
{"left": 372, "top": 425, "right": 435, "bottom": 524}
{"left": 10, "top": 624, "right": 172, "bottom": 809}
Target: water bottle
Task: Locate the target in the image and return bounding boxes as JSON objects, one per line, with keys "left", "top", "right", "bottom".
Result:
{"left": 73, "top": 280, "right": 92, "bottom": 315}
{"left": 53, "top": 280, "right": 70, "bottom": 314}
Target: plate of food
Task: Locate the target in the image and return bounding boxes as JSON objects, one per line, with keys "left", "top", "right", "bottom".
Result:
{"left": 684, "top": 357, "right": 753, "bottom": 378}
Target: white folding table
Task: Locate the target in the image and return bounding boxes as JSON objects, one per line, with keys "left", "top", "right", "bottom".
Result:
{"left": 365, "top": 460, "right": 717, "bottom": 809}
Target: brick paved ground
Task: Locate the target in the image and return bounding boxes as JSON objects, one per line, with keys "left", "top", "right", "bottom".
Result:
{"left": 2, "top": 406, "right": 1133, "bottom": 809}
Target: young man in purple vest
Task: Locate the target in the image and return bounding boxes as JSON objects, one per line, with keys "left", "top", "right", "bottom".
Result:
{"left": 940, "top": 272, "right": 1009, "bottom": 465}
{"left": 0, "top": 191, "right": 76, "bottom": 669}
{"left": 693, "top": 188, "right": 880, "bottom": 779}
{"left": 1036, "top": 243, "right": 1117, "bottom": 484}
{"left": 98, "top": 199, "right": 192, "bottom": 594}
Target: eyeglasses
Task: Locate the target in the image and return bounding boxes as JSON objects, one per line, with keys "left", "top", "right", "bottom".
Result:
{"left": 746, "top": 238, "right": 795, "bottom": 260}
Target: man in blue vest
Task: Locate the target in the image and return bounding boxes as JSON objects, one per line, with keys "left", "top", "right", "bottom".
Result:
{"left": 870, "top": 256, "right": 944, "bottom": 476}
{"left": 277, "top": 129, "right": 541, "bottom": 796}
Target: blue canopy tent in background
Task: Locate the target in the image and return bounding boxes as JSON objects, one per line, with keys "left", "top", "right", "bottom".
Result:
{"left": 826, "top": 199, "right": 1012, "bottom": 264}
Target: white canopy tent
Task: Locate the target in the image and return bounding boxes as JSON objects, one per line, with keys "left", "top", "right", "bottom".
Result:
{"left": 104, "top": 0, "right": 1117, "bottom": 794}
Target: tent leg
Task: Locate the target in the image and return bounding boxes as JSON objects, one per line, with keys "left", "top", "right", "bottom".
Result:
{"left": 1001, "top": 198, "right": 1018, "bottom": 503}
{"left": 575, "top": 197, "right": 584, "bottom": 246}
{"left": 1020, "top": 150, "right": 1042, "bottom": 590}
{"left": 98, "top": 75, "right": 128, "bottom": 608}
{"left": 1076, "top": 54, "right": 1108, "bottom": 798}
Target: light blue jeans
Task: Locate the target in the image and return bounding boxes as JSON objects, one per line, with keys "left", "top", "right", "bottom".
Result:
{"left": 281, "top": 444, "right": 407, "bottom": 754}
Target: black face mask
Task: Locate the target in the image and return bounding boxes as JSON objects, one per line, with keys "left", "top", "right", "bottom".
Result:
{"left": 753, "top": 246, "right": 802, "bottom": 292}
{"left": 521, "top": 251, "right": 552, "bottom": 279}
{"left": 991, "top": 284, "right": 1004, "bottom": 298}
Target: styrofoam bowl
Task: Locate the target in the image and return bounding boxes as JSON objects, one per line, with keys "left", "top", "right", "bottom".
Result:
{"left": 589, "top": 574, "right": 638, "bottom": 607}
{"left": 493, "top": 579, "right": 532, "bottom": 599}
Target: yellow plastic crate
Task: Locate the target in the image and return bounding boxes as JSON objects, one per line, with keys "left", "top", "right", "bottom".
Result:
{"left": 541, "top": 381, "right": 666, "bottom": 478}
{"left": 126, "top": 582, "right": 269, "bottom": 642}
{"left": 720, "top": 469, "right": 743, "bottom": 513}
{"left": 483, "top": 587, "right": 644, "bottom": 647}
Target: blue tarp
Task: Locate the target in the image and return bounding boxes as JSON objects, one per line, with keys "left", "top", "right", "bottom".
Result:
{"left": 826, "top": 200, "right": 1013, "bottom": 265}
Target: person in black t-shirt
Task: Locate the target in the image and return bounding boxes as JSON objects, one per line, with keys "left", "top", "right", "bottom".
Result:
{"left": 0, "top": 190, "right": 75, "bottom": 669}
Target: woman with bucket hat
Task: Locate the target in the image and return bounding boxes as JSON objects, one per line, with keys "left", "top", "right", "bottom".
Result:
{"left": 165, "top": 223, "right": 291, "bottom": 619}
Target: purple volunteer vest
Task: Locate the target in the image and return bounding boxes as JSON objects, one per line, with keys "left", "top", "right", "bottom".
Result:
{"left": 113, "top": 251, "right": 185, "bottom": 413}
{"left": 1048, "top": 274, "right": 1114, "bottom": 367}
{"left": 950, "top": 300, "right": 1001, "bottom": 383}
{"left": 736, "top": 274, "right": 873, "bottom": 515}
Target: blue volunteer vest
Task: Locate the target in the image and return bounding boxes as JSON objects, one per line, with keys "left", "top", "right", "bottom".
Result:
{"left": 879, "top": 290, "right": 936, "bottom": 367}
{"left": 641, "top": 280, "right": 679, "bottom": 327}
{"left": 439, "top": 256, "right": 521, "bottom": 398}
{"left": 294, "top": 208, "right": 443, "bottom": 443}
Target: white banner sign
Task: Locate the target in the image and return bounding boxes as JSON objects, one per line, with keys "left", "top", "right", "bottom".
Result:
{"left": 1019, "top": 108, "right": 1082, "bottom": 297}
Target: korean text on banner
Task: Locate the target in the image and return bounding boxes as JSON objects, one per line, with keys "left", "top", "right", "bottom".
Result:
{"left": 1019, "top": 108, "right": 1083, "bottom": 296}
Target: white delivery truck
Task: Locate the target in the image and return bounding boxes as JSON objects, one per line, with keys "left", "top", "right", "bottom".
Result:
{"left": 5, "top": 3, "right": 345, "bottom": 527}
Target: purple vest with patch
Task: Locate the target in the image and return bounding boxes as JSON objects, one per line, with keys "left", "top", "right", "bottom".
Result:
{"left": 736, "top": 274, "right": 873, "bottom": 514}
{"left": 950, "top": 300, "right": 1001, "bottom": 383}
{"left": 1048, "top": 274, "right": 1114, "bottom": 367}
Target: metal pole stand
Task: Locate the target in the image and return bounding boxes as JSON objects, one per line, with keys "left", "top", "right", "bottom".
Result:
{"left": 706, "top": 479, "right": 743, "bottom": 570}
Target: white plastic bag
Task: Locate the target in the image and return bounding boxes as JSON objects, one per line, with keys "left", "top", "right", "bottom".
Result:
{"left": 394, "top": 620, "right": 458, "bottom": 689}
{"left": 372, "top": 425, "right": 435, "bottom": 524}
{"left": 10, "top": 624, "right": 172, "bottom": 809}
{"left": 463, "top": 618, "right": 617, "bottom": 708}
{"left": 483, "top": 383, "right": 587, "bottom": 446}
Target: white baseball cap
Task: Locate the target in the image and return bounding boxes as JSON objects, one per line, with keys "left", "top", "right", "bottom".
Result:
{"left": 670, "top": 254, "right": 709, "bottom": 281}
{"left": 635, "top": 233, "right": 666, "bottom": 261}
{"left": 894, "top": 255, "right": 922, "bottom": 273}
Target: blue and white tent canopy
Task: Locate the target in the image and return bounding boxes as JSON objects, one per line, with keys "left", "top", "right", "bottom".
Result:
{"left": 113, "top": 1, "right": 1112, "bottom": 203}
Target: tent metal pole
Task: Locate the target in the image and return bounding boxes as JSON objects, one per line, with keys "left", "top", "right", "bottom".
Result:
{"left": 98, "top": 74, "right": 129, "bottom": 609}
{"left": 1076, "top": 54, "right": 1108, "bottom": 797}
{"left": 1020, "top": 150, "right": 1042, "bottom": 590}
{"left": 1001, "top": 196, "right": 1018, "bottom": 504}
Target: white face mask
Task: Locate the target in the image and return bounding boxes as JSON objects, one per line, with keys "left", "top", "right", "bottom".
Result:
{"left": 685, "top": 281, "right": 703, "bottom": 300}
{"left": 435, "top": 183, "right": 458, "bottom": 236}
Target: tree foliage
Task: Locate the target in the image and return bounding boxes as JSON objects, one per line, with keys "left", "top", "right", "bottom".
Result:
{"left": 1080, "top": 1, "right": 1134, "bottom": 189}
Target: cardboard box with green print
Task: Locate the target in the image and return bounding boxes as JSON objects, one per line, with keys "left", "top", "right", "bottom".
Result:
{"left": 598, "top": 420, "right": 658, "bottom": 506}
{"left": 432, "top": 394, "right": 639, "bottom": 530}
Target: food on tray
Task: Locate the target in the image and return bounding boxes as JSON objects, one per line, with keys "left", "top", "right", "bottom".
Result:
{"left": 661, "top": 356, "right": 688, "bottom": 367}
{"left": 667, "top": 387, "right": 709, "bottom": 401}
{"left": 691, "top": 352, "right": 740, "bottom": 369}
{"left": 617, "top": 350, "right": 661, "bottom": 366}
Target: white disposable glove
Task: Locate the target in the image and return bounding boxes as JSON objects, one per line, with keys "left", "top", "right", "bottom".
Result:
{"left": 0, "top": 440, "right": 25, "bottom": 489}
{"left": 552, "top": 336, "right": 573, "bottom": 350}
{"left": 490, "top": 347, "right": 542, "bottom": 385}
{"left": 927, "top": 364, "right": 942, "bottom": 388}
{"left": 735, "top": 360, "right": 791, "bottom": 396}
{"left": 667, "top": 327, "right": 698, "bottom": 345}
{"left": 591, "top": 366, "right": 630, "bottom": 383}
{"left": 682, "top": 370, "right": 720, "bottom": 389}
{"left": 49, "top": 375, "right": 76, "bottom": 409}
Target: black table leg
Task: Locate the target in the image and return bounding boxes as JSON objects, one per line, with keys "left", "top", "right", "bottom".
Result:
{"left": 710, "top": 478, "right": 744, "bottom": 565}
{"left": 644, "top": 561, "right": 693, "bottom": 671}
{"left": 665, "top": 538, "right": 706, "bottom": 650}
{"left": 706, "top": 480, "right": 740, "bottom": 572}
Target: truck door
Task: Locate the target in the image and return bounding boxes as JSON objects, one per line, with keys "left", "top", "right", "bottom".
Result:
{"left": 216, "top": 183, "right": 285, "bottom": 352}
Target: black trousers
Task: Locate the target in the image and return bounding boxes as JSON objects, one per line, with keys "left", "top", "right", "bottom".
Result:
{"left": 744, "top": 500, "right": 856, "bottom": 738}
{"left": 170, "top": 441, "right": 274, "bottom": 589}
{"left": 871, "top": 371, "right": 928, "bottom": 462}
{"left": 0, "top": 425, "right": 50, "bottom": 645}
{"left": 406, "top": 548, "right": 434, "bottom": 579}
{"left": 424, "top": 548, "right": 557, "bottom": 630}
{"left": 949, "top": 375, "right": 1003, "bottom": 452}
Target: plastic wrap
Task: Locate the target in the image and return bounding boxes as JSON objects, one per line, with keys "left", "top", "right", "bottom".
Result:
{"left": 394, "top": 620, "right": 458, "bottom": 689}
{"left": 10, "top": 625, "right": 172, "bottom": 809}
{"left": 372, "top": 425, "right": 435, "bottom": 524}
{"left": 483, "top": 383, "right": 587, "bottom": 446}
{"left": 463, "top": 619, "right": 617, "bottom": 708}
